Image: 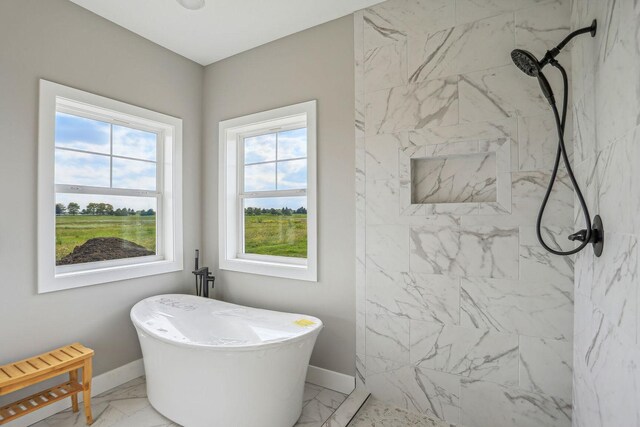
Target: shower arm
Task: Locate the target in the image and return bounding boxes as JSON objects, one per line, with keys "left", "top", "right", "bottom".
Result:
{"left": 539, "top": 20, "right": 597, "bottom": 69}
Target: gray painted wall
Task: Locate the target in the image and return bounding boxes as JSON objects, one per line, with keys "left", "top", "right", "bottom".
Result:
{"left": 571, "top": 1, "right": 640, "bottom": 426}
{"left": 0, "top": 0, "right": 203, "bottom": 388}
{"left": 203, "top": 16, "right": 356, "bottom": 376}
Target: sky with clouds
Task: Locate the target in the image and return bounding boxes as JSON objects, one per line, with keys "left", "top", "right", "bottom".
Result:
{"left": 55, "top": 112, "right": 158, "bottom": 210}
{"left": 54, "top": 113, "right": 308, "bottom": 212}
{"left": 243, "top": 128, "right": 308, "bottom": 205}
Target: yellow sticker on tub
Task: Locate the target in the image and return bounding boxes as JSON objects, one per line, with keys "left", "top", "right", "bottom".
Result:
{"left": 294, "top": 319, "right": 316, "bottom": 327}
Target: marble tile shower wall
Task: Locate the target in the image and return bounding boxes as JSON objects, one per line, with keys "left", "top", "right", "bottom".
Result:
{"left": 570, "top": 1, "right": 640, "bottom": 426}
{"left": 354, "top": 1, "right": 575, "bottom": 426}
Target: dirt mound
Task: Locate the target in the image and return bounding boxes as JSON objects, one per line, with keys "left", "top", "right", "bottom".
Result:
{"left": 57, "top": 237, "right": 154, "bottom": 265}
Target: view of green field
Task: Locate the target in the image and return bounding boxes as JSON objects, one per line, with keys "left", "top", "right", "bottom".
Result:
{"left": 56, "top": 215, "right": 156, "bottom": 262}
{"left": 56, "top": 212, "right": 306, "bottom": 263}
{"left": 244, "top": 214, "right": 307, "bottom": 258}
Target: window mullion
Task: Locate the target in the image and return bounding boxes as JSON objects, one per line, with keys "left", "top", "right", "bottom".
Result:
{"left": 55, "top": 184, "right": 160, "bottom": 198}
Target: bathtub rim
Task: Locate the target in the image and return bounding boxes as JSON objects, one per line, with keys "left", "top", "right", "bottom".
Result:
{"left": 131, "top": 294, "right": 323, "bottom": 352}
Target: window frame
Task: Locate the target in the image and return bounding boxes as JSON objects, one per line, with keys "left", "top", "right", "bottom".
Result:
{"left": 38, "top": 80, "right": 183, "bottom": 293}
{"left": 218, "top": 101, "right": 317, "bottom": 282}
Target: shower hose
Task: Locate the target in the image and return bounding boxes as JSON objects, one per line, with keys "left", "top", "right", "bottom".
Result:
{"left": 537, "top": 59, "right": 593, "bottom": 255}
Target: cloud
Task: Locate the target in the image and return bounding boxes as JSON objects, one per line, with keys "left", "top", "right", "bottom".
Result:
{"left": 277, "top": 128, "right": 307, "bottom": 160}
{"left": 112, "top": 158, "right": 156, "bottom": 191}
{"left": 277, "top": 159, "right": 306, "bottom": 190}
{"left": 112, "top": 125, "right": 157, "bottom": 161}
{"left": 245, "top": 162, "right": 276, "bottom": 191}
{"left": 55, "top": 150, "right": 110, "bottom": 187}
{"left": 55, "top": 112, "right": 110, "bottom": 153}
{"left": 244, "top": 134, "right": 276, "bottom": 164}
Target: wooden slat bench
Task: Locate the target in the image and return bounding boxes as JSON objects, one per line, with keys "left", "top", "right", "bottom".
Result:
{"left": 0, "top": 343, "right": 94, "bottom": 425}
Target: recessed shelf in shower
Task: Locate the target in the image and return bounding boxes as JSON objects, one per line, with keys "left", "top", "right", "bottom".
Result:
{"left": 411, "top": 151, "right": 497, "bottom": 204}
{"left": 399, "top": 138, "right": 513, "bottom": 216}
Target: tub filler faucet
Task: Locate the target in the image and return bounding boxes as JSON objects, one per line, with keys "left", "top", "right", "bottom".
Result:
{"left": 192, "top": 249, "right": 215, "bottom": 298}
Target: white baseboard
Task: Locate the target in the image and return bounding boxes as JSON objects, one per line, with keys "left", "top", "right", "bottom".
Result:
{"left": 306, "top": 365, "right": 355, "bottom": 395}
{"left": 6, "top": 358, "right": 145, "bottom": 427}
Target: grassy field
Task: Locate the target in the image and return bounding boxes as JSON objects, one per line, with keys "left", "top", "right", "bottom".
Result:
{"left": 244, "top": 214, "right": 307, "bottom": 258}
{"left": 56, "top": 215, "right": 156, "bottom": 261}
{"left": 56, "top": 213, "right": 306, "bottom": 261}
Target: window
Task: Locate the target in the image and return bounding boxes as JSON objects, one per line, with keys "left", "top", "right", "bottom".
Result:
{"left": 219, "top": 101, "right": 317, "bottom": 281}
{"left": 38, "top": 80, "right": 183, "bottom": 293}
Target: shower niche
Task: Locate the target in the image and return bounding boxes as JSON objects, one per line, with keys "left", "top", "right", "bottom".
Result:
{"left": 399, "top": 138, "right": 512, "bottom": 215}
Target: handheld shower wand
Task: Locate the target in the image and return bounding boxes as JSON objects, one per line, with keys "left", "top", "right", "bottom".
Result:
{"left": 510, "top": 20, "right": 603, "bottom": 257}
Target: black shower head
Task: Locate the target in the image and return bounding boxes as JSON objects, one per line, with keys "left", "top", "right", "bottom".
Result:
{"left": 511, "top": 49, "right": 541, "bottom": 77}
{"left": 510, "top": 48, "right": 555, "bottom": 105}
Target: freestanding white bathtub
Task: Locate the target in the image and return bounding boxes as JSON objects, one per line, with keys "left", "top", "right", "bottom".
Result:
{"left": 130, "top": 294, "right": 322, "bottom": 427}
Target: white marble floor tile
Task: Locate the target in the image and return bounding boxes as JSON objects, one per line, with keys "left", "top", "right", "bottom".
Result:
{"left": 32, "top": 377, "right": 346, "bottom": 427}
{"left": 348, "top": 397, "right": 453, "bottom": 427}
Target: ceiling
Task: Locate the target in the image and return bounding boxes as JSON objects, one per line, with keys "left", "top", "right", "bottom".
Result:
{"left": 69, "top": 0, "right": 383, "bottom": 66}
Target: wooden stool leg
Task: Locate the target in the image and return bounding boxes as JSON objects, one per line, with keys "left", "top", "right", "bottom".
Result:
{"left": 69, "top": 369, "right": 79, "bottom": 413}
{"left": 82, "top": 359, "right": 93, "bottom": 425}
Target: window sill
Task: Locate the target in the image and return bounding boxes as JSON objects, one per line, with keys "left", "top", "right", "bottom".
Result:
{"left": 220, "top": 257, "right": 317, "bottom": 282}
{"left": 39, "top": 258, "right": 183, "bottom": 294}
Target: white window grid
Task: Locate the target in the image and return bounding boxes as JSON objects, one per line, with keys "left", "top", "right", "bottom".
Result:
{"left": 236, "top": 122, "right": 308, "bottom": 265}
{"left": 54, "top": 104, "right": 165, "bottom": 273}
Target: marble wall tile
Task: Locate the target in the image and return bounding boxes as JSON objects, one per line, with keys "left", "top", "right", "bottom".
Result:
{"left": 365, "top": 358, "right": 461, "bottom": 425}
{"left": 366, "top": 77, "right": 458, "bottom": 135}
{"left": 573, "top": 238, "right": 594, "bottom": 298}
{"left": 596, "top": 132, "right": 634, "bottom": 235}
{"left": 572, "top": 154, "right": 599, "bottom": 230}
{"left": 511, "top": 171, "right": 573, "bottom": 227}
{"left": 519, "top": 335, "right": 573, "bottom": 402}
{"left": 410, "top": 225, "right": 519, "bottom": 279}
{"left": 366, "top": 269, "right": 460, "bottom": 324}
{"left": 455, "top": 0, "right": 559, "bottom": 25}
{"left": 519, "top": 226, "right": 574, "bottom": 289}
{"left": 515, "top": 0, "right": 571, "bottom": 55}
{"left": 407, "top": 13, "right": 514, "bottom": 82}
{"left": 573, "top": 301, "right": 640, "bottom": 427}
{"left": 356, "top": 0, "right": 578, "bottom": 424}
{"left": 366, "top": 225, "right": 410, "bottom": 272}
{"left": 460, "top": 379, "right": 572, "bottom": 427}
{"left": 363, "top": 0, "right": 455, "bottom": 50}
{"left": 366, "top": 312, "right": 410, "bottom": 363}
{"left": 364, "top": 41, "right": 407, "bottom": 92}
{"left": 366, "top": 179, "right": 401, "bottom": 225}
{"left": 408, "top": 118, "right": 517, "bottom": 148}
{"left": 365, "top": 132, "right": 406, "bottom": 182}
{"left": 409, "top": 225, "right": 460, "bottom": 275}
{"left": 410, "top": 320, "right": 518, "bottom": 386}
{"left": 356, "top": 255, "right": 366, "bottom": 357}
{"left": 461, "top": 277, "right": 573, "bottom": 340}
{"left": 591, "top": 232, "right": 638, "bottom": 342}
{"left": 518, "top": 112, "right": 573, "bottom": 172}
{"left": 572, "top": 82, "right": 596, "bottom": 163}
{"left": 356, "top": 353, "right": 366, "bottom": 388}
{"left": 593, "top": 0, "right": 640, "bottom": 149}
{"left": 355, "top": 11, "right": 365, "bottom": 140}
{"left": 458, "top": 65, "right": 549, "bottom": 123}
{"left": 628, "top": 128, "right": 640, "bottom": 238}
{"left": 457, "top": 226, "right": 519, "bottom": 279}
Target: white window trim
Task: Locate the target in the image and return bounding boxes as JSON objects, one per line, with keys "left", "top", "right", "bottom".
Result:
{"left": 38, "top": 80, "right": 183, "bottom": 293}
{"left": 218, "top": 100, "right": 317, "bottom": 282}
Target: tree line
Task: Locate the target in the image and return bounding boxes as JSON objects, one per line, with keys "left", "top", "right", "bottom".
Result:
{"left": 244, "top": 206, "right": 307, "bottom": 216}
{"left": 56, "top": 202, "right": 155, "bottom": 217}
